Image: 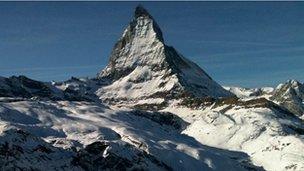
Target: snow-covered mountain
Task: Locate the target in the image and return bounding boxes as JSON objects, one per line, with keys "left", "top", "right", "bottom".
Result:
{"left": 0, "top": 5, "right": 303, "bottom": 171}
{"left": 97, "top": 5, "right": 232, "bottom": 105}
{"left": 271, "top": 80, "right": 304, "bottom": 117}
{"left": 224, "top": 80, "right": 304, "bottom": 117}
{"left": 224, "top": 86, "right": 274, "bottom": 99}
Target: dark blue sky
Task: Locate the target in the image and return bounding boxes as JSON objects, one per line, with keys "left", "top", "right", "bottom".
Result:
{"left": 0, "top": 2, "right": 303, "bottom": 87}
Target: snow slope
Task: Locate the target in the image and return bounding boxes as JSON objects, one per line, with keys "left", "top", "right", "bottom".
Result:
{"left": 0, "top": 100, "right": 259, "bottom": 170}
{"left": 163, "top": 97, "right": 304, "bottom": 171}
{"left": 224, "top": 86, "right": 274, "bottom": 99}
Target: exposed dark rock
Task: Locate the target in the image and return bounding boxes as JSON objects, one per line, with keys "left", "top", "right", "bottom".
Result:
{"left": 33, "top": 145, "right": 53, "bottom": 154}
{"left": 179, "top": 96, "right": 216, "bottom": 109}
{"left": 133, "top": 101, "right": 168, "bottom": 111}
{"left": 270, "top": 80, "right": 304, "bottom": 116}
{"left": 128, "top": 110, "right": 188, "bottom": 130}
{"left": 0, "top": 128, "right": 73, "bottom": 170}
{"left": 72, "top": 141, "right": 172, "bottom": 171}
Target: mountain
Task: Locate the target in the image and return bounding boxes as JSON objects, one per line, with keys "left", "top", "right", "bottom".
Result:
{"left": 97, "top": 5, "right": 232, "bottom": 105}
{"left": 225, "top": 80, "right": 304, "bottom": 118}
{"left": 271, "top": 80, "right": 304, "bottom": 117}
{"left": 1, "top": 5, "right": 304, "bottom": 171}
{"left": 0, "top": 76, "right": 101, "bottom": 102}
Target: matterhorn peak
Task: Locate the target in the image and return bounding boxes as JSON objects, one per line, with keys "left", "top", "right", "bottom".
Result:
{"left": 98, "top": 5, "right": 166, "bottom": 80}
{"left": 134, "top": 5, "right": 151, "bottom": 18}
{"left": 97, "top": 6, "right": 232, "bottom": 104}
{"left": 132, "top": 5, "right": 164, "bottom": 41}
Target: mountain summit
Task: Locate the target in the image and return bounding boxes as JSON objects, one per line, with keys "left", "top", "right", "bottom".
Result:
{"left": 97, "top": 6, "right": 232, "bottom": 103}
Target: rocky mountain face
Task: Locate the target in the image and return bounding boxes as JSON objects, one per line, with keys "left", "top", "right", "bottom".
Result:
{"left": 0, "top": 5, "right": 304, "bottom": 171}
{"left": 271, "top": 80, "right": 304, "bottom": 117}
{"left": 97, "top": 6, "right": 232, "bottom": 104}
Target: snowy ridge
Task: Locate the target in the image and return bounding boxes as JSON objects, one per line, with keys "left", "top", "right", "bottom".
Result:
{"left": 224, "top": 86, "right": 274, "bottom": 99}
{"left": 224, "top": 80, "right": 304, "bottom": 117}
{"left": 0, "top": 75, "right": 102, "bottom": 102}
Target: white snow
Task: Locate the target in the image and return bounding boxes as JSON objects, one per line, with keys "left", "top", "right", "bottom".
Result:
{"left": 0, "top": 100, "right": 253, "bottom": 170}
{"left": 163, "top": 103, "right": 304, "bottom": 171}
{"left": 97, "top": 66, "right": 179, "bottom": 102}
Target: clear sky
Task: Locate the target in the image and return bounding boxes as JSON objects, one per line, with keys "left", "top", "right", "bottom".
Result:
{"left": 0, "top": 2, "right": 303, "bottom": 88}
